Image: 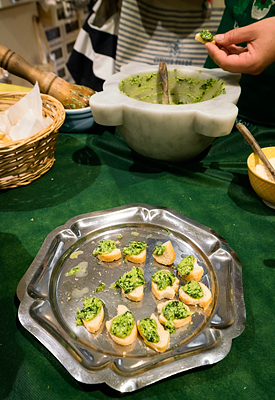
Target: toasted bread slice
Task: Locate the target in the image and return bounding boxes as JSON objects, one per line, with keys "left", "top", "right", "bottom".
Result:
{"left": 151, "top": 276, "right": 179, "bottom": 300}
{"left": 195, "top": 32, "right": 216, "bottom": 44}
{"left": 125, "top": 249, "right": 147, "bottom": 264}
{"left": 97, "top": 248, "right": 121, "bottom": 262}
{"left": 157, "top": 300, "right": 192, "bottom": 329}
{"left": 122, "top": 284, "right": 144, "bottom": 301}
{"left": 83, "top": 306, "right": 104, "bottom": 333}
{"left": 106, "top": 305, "right": 137, "bottom": 346}
{"left": 138, "top": 313, "right": 170, "bottom": 352}
{"left": 152, "top": 240, "right": 175, "bottom": 265}
{"left": 179, "top": 282, "right": 212, "bottom": 309}
{"left": 178, "top": 258, "right": 204, "bottom": 282}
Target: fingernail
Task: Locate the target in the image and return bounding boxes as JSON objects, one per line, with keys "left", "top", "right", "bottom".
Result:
{"left": 215, "top": 34, "right": 224, "bottom": 41}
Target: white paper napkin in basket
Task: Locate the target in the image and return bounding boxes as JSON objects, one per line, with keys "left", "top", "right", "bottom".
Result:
{"left": 0, "top": 82, "right": 53, "bottom": 141}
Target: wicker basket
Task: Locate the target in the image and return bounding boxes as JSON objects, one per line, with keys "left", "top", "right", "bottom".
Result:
{"left": 0, "top": 91, "right": 65, "bottom": 189}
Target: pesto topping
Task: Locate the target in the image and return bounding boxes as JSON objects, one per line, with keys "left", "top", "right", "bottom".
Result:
{"left": 93, "top": 239, "right": 117, "bottom": 256}
{"left": 123, "top": 241, "right": 147, "bottom": 256}
{"left": 66, "top": 266, "right": 80, "bottom": 276}
{"left": 112, "top": 266, "right": 145, "bottom": 293}
{"left": 138, "top": 318, "right": 160, "bottom": 343}
{"left": 153, "top": 244, "right": 166, "bottom": 256}
{"left": 182, "top": 281, "right": 203, "bottom": 299}
{"left": 200, "top": 29, "right": 214, "bottom": 42}
{"left": 177, "top": 255, "right": 195, "bottom": 276}
{"left": 110, "top": 311, "right": 135, "bottom": 338}
{"left": 75, "top": 297, "right": 103, "bottom": 326}
{"left": 162, "top": 301, "right": 193, "bottom": 333}
{"left": 152, "top": 270, "right": 176, "bottom": 291}
{"left": 164, "top": 320, "right": 176, "bottom": 334}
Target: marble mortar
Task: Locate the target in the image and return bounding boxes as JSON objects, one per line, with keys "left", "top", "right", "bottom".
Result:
{"left": 90, "top": 62, "right": 241, "bottom": 162}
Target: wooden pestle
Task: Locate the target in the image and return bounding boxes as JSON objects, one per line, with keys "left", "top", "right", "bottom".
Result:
{"left": 159, "top": 62, "right": 169, "bottom": 105}
{"left": 0, "top": 44, "right": 95, "bottom": 109}
{"left": 236, "top": 122, "right": 275, "bottom": 181}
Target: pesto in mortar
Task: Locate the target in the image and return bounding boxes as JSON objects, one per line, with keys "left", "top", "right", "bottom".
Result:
{"left": 119, "top": 70, "right": 226, "bottom": 104}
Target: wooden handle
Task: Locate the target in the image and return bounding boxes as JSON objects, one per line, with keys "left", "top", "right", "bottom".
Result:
{"left": 236, "top": 122, "right": 275, "bottom": 181}
{"left": 159, "top": 62, "right": 169, "bottom": 105}
{"left": 0, "top": 44, "right": 57, "bottom": 94}
{"left": 0, "top": 44, "right": 95, "bottom": 109}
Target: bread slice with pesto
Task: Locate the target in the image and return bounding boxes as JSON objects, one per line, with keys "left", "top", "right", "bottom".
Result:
{"left": 157, "top": 300, "right": 193, "bottom": 333}
{"left": 123, "top": 284, "right": 144, "bottom": 301}
{"left": 75, "top": 297, "right": 104, "bottom": 333}
{"left": 111, "top": 266, "right": 145, "bottom": 302}
{"left": 177, "top": 255, "right": 204, "bottom": 282}
{"left": 151, "top": 270, "right": 179, "bottom": 300}
{"left": 152, "top": 240, "right": 175, "bottom": 265}
{"left": 123, "top": 241, "right": 147, "bottom": 264}
{"left": 195, "top": 30, "right": 216, "bottom": 44}
{"left": 179, "top": 281, "right": 212, "bottom": 309}
{"left": 106, "top": 304, "right": 137, "bottom": 346}
{"left": 137, "top": 313, "right": 170, "bottom": 352}
{"left": 93, "top": 239, "right": 121, "bottom": 262}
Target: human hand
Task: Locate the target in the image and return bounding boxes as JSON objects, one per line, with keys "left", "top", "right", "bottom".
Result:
{"left": 205, "top": 17, "right": 275, "bottom": 74}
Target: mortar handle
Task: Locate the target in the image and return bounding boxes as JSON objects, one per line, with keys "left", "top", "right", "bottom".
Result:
{"left": 0, "top": 44, "right": 57, "bottom": 93}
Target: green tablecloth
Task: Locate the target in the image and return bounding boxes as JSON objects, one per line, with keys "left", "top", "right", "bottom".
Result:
{"left": 1, "top": 123, "right": 275, "bottom": 400}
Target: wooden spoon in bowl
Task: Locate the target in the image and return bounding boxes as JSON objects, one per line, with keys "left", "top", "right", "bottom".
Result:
{"left": 159, "top": 62, "right": 169, "bottom": 105}
{"left": 0, "top": 45, "right": 95, "bottom": 109}
{"left": 236, "top": 122, "right": 275, "bottom": 182}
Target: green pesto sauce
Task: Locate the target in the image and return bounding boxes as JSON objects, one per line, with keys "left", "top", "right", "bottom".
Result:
{"left": 164, "top": 320, "right": 176, "bottom": 334}
{"left": 110, "top": 311, "right": 135, "bottom": 338}
{"left": 75, "top": 297, "right": 103, "bottom": 326}
{"left": 66, "top": 266, "right": 80, "bottom": 276}
{"left": 113, "top": 266, "right": 145, "bottom": 293}
{"left": 95, "top": 283, "right": 105, "bottom": 292}
{"left": 162, "top": 300, "right": 193, "bottom": 333}
{"left": 139, "top": 318, "right": 160, "bottom": 343}
{"left": 152, "top": 270, "right": 175, "bottom": 291}
{"left": 93, "top": 239, "right": 117, "bottom": 256}
{"left": 123, "top": 241, "right": 147, "bottom": 256}
{"left": 153, "top": 244, "right": 166, "bottom": 256}
{"left": 177, "top": 255, "right": 195, "bottom": 276}
{"left": 119, "top": 69, "right": 225, "bottom": 105}
{"left": 200, "top": 29, "right": 214, "bottom": 42}
{"left": 182, "top": 280, "right": 203, "bottom": 299}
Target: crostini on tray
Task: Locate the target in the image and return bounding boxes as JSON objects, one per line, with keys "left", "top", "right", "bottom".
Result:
{"left": 93, "top": 239, "right": 121, "bottom": 262}
{"left": 106, "top": 304, "right": 137, "bottom": 346}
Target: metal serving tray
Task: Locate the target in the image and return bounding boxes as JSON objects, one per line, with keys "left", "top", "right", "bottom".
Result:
{"left": 17, "top": 204, "right": 246, "bottom": 392}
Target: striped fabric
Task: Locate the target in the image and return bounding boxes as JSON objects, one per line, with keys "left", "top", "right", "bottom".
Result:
{"left": 115, "top": 0, "right": 224, "bottom": 71}
{"left": 67, "top": 0, "right": 119, "bottom": 91}
{"left": 67, "top": 0, "right": 224, "bottom": 91}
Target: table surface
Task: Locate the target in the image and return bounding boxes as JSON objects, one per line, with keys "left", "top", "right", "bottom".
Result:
{"left": 1, "top": 122, "right": 274, "bottom": 400}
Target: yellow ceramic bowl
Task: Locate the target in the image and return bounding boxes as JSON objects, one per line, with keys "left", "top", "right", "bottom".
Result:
{"left": 247, "top": 146, "right": 275, "bottom": 207}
